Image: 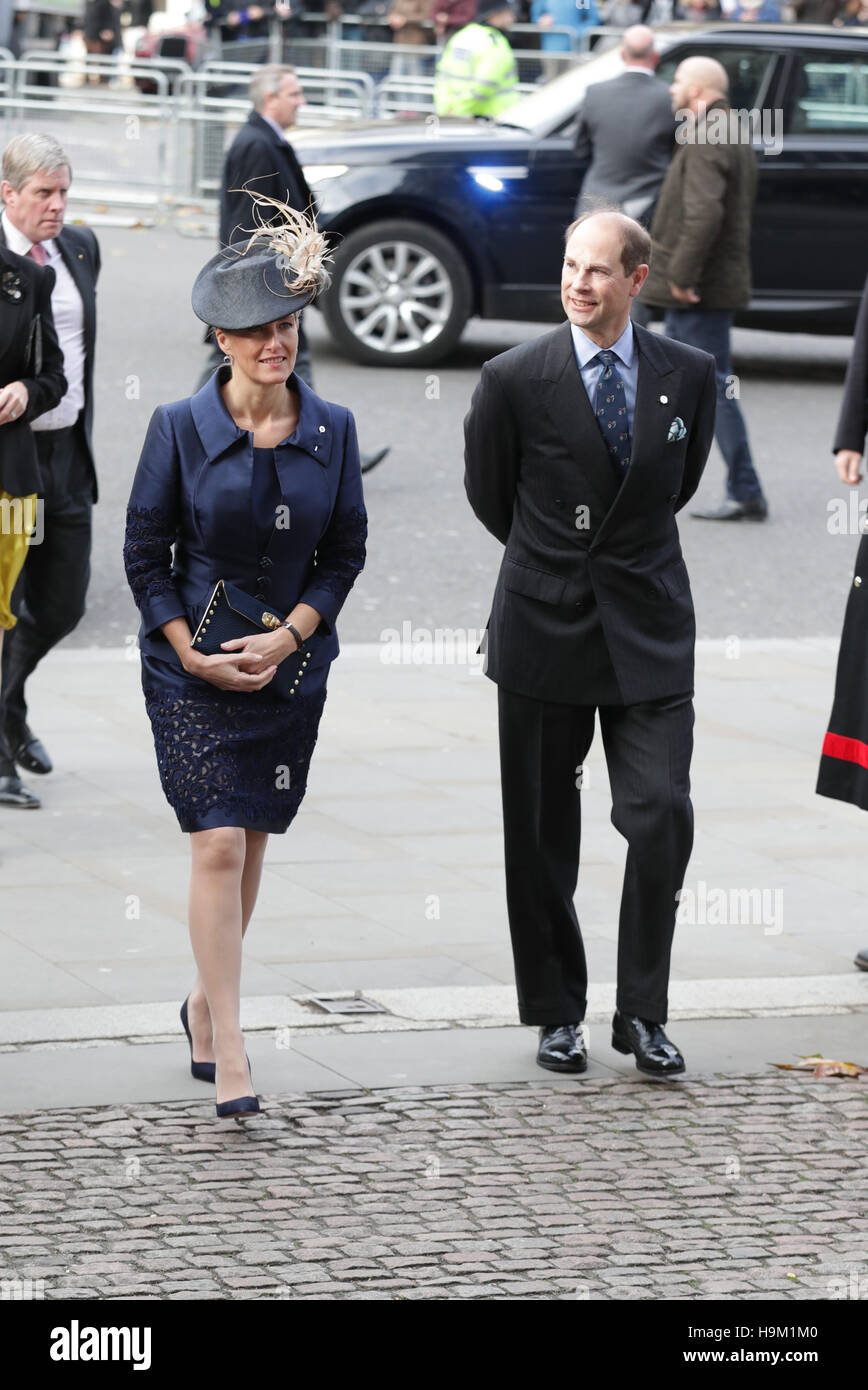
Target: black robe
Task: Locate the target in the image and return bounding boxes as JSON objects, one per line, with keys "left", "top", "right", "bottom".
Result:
{"left": 817, "top": 271, "right": 868, "bottom": 809}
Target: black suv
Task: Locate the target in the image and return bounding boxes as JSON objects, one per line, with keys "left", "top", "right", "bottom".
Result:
{"left": 293, "top": 25, "right": 868, "bottom": 366}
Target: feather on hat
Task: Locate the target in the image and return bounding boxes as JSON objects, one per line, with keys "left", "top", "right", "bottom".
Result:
{"left": 192, "top": 189, "right": 333, "bottom": 330}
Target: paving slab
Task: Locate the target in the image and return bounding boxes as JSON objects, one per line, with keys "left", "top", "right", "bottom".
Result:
{"left": 0, "top": 1002, "right": 865, "bottom": 1112}
{"left": 1, "top": 638, "right": 867, "bottom": 1123}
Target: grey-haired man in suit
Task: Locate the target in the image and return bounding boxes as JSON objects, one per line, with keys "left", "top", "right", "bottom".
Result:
{"left": 206, "top": 65, "right": 388, "bottom": 473}
{"left": 465, "top": 210, "right": 716, "bottom": 1077}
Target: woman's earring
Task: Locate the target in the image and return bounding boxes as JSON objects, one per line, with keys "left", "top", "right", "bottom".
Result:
{"left": 223, "top": 354, "right": 232, "bottom": 367}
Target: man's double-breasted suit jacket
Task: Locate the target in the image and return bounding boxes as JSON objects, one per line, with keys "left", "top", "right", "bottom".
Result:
{"left": 464, "top": 321, "right": 717, "bottom": 706}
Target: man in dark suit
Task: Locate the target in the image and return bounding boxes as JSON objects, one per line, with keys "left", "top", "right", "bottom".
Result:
{"left": 208, "top": 66, "right": 389, "bottom": 471}
{"left": 192, "top": 64, "right": 311, "bottom": 394}
{"left": 464, "top": 209, "right": 716, "bottom": 1076}
{"left": 0, "top": 133, "right": 100, "bottom": 808}
{"left": 574, "top": 25, "right": 675, "bottom": 328}
{"left": 574, "top": 25, "right": 675, "bottom": 225}
{"left": 218, "top": 64, "right": 316, "bottom": 383}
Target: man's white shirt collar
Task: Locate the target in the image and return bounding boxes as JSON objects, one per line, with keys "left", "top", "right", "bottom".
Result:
{"left": 1, "top": 209, "right": 56, "bottom": 260}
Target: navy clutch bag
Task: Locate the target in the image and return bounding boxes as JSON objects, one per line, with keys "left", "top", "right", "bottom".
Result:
{"left": 191, "top": 580, "right": 321, "bottom": 695}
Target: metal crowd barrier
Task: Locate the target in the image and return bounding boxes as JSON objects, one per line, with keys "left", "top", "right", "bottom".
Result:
{"left": 274, "top": 34, "right": 580, "bottom": 92}
{"left": 0, "top": 52, "right": 179, "bottom": 209}
{"left": 579, "top": 25, "right": 632, "bottom": 53}
{"left": 211, "top": 15, "right": 584, "bottom": 84}
{"left": 332, "top": 16, "right": 583, "bottom": 51}
{"left": 197, "top": 58, "right": 376, "bottom": 117}
{"left": 0, "top": 30, "right": 588, "bottom": 217}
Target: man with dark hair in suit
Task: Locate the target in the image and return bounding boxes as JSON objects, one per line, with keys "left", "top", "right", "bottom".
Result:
{"left": 0, "top": 133, "right": 100, "bottom": 809}
{"left": 211, "top": 65, "right": 389, "bottom": 471}
{"left": 574, "top": 25, "right": 675, "bottom": 327}
{"left": 465, "top": 209, "right": 716, "bottom": 1077}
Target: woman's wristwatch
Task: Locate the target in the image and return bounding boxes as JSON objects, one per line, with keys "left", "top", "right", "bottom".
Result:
{"left": 282, "top": 621, "right": 304, "bottom": 651}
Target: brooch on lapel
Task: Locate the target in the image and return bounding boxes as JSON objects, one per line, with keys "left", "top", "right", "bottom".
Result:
{"left": 0, "top": 269, "right": 23, "bottom": 302}
{"left": 667, "top": 417, "right": 687, "bottom": 443}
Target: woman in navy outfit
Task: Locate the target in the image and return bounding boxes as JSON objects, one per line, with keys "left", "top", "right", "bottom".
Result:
{"left": 123, "top": 200, "right": 366, "bottom": 1119}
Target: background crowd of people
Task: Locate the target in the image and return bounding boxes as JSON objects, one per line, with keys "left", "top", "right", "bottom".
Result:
{"left": 3, "top": 0, "right": 867, "bottom": 76}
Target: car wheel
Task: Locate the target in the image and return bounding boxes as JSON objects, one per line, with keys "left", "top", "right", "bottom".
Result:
{"left": 321, "top": 220, "right": 472, "bottom": 367}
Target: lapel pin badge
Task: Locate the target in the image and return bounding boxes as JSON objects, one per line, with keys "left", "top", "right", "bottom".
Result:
{"left": 659, "top": 394, "right": 668, "bottom": 404}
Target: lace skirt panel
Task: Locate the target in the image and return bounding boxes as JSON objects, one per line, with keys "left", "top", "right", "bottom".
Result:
{"left": 142, "top": 662, "right": 328, "bottom": 833}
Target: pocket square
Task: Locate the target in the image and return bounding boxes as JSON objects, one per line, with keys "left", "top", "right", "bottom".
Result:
{"left": 667, "top": 417, "right": 687, "bottom": 442}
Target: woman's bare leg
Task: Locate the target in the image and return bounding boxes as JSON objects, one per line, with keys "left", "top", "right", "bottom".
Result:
{"left": 186, "top": 828, "right": 270, "bottom": 1077}
{"left": 187, "top": 826, "right": 250, "bottom": 1105}
{"left": 241, "top": 829, "right": 269, "bottom": 932}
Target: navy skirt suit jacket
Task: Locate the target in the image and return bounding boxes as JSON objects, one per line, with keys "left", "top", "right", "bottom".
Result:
{"left": 123, "top": 366, "right": 367, "bottom": 833}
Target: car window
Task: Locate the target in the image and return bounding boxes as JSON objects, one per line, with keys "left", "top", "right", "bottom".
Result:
{"left": 496, "top": 45, "right": 626, "bottom": 136}
{"left": 655, "top": 47, "right": 776, "bottom": 112}
{"left": 788, "top": 52, "right": 868, "bottom": 134}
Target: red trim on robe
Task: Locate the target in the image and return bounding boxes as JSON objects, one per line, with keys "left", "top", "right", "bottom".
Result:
{"left": 822, "top": 731, "right": 868, "bottom": 771}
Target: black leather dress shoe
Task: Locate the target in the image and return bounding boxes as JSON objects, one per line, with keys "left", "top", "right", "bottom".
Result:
{"left": 611, "top": 1011, "right": 685, "bottom": 1076}
{"left": 0, "top": 773, "right": 40, "bottom": 808}
{"left": 537, "top": 1023, "right": 587, "bottom": 1074}
{"left": 6, "top": 722, "right": 52, "bottom": 775}
{"left": 689, "top": 497, "right": 768, "bottom": 522}
{"left": 855, "top": 948, "right": 868, "bottom": 972}
{"left": 360, "top": 446, "right": 390, "bottom": 475}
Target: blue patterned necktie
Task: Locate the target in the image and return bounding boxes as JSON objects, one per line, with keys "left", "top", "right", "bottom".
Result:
{"left": 593, "top": 349, "right": 632, "bottom": 480}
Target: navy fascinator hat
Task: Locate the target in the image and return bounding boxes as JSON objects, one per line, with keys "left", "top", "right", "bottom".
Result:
{"left": 192, "top": 191, "right": 333, "bottom": 332}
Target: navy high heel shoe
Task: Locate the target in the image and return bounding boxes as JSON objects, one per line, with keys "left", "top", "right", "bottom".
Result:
{"left": 215, "top": 1054, "right": 261, "bottom": 1122}
{"left": 180, "top": 997, "right": 216, "bottom": 1084}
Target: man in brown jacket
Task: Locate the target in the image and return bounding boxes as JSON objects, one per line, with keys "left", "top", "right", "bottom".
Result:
{"left": 641, "top": 56, "right": 768, "bottom": 521}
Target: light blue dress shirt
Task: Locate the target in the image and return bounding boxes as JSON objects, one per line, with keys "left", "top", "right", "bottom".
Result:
{"left": 570, "top": 319, "right": 638, "bottom": 438}
{"left": 260, "top": 113, "right": 290, "bottom": 145}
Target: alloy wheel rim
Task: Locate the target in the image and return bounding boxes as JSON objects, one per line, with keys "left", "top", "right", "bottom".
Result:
{"left": 338, "top": 240, "right": 454, "bottom": 354}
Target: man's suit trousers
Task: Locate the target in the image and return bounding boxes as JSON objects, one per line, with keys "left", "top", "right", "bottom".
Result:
{"left": 497, "top": 685, "right": 695, "bottom": 1025}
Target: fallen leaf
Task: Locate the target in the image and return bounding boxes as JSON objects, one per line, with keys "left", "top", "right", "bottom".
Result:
{"left": 811, "top": 1060, "right": 866, "bottom": 1078}
{"left": 772, "top": 1054, "right": 866, "bottom": 1079}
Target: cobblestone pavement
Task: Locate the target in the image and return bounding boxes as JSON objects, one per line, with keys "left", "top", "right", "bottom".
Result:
{"left": 1, "top": 1075, "right": 866, "bottom": 1301}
